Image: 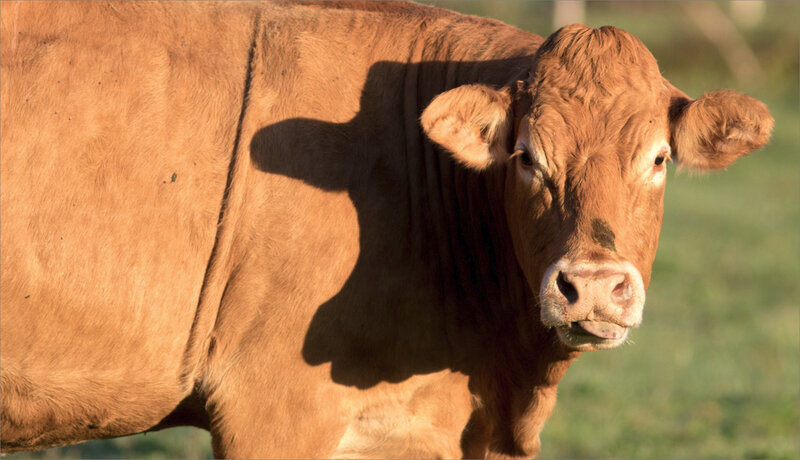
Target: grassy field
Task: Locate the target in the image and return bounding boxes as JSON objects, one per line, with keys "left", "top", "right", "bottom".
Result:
{"left": 9, "top": 2, "right": 798, "bottom": 459}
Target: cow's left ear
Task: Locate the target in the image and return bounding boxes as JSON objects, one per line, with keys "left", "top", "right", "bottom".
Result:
{"left": 668, "top": 87, "right": 774, "bottom": 171}
{"left": 421, "top": 84, "right": 512, "bottom": 170}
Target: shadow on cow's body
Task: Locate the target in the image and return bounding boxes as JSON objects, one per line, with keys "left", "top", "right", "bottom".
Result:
{"left": 238, "top": 58, "right": 577, "bottom": 457}
{"left": 248, "top": 59, "right": 570, "bottom": 389}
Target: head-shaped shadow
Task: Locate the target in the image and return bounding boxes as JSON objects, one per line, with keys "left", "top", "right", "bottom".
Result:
{"left": 249, "top": 58, "right": 535, "bottom": 389}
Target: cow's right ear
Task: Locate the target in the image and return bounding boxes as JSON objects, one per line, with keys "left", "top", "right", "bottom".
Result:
{"left": 421, "top": 84, "right": 512, "bottom": 170}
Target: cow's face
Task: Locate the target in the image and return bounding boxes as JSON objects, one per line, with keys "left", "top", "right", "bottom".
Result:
{"left": 421, "top": 24, "right": 773, "bottom": 351}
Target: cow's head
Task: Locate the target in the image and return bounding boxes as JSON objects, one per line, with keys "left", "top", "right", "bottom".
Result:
{"left": 421, "top": 24, "right": 773, "bottom": 351}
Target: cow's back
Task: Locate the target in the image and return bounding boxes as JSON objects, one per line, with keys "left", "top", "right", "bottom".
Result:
{"left": 0, "top": 1, "right": 256, "bottom": 450}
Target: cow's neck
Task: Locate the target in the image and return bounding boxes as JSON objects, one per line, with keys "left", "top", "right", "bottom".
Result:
{"left": 406, "top": 19, "right": 576, "bottom": 366}
{"left": 406, "top": 22, "right": 582, "bottom": 456}
{"left": 419, "top": 161, "right": 537, "bottom": 359}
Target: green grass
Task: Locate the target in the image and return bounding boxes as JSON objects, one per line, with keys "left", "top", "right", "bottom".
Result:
{"left": 7, "top": 428, "right": 212, "bottom": 460}
{"left": 9, "top": 2, "right": 798, "bottom": 459}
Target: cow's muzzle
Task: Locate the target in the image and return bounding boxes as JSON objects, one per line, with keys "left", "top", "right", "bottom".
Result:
{"left": 539, "top": 259, "right": 645, "bottom": 351}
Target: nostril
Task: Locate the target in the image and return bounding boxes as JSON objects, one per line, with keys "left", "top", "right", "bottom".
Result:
{"left": 611, "top": 279, "right": 629, "bottom": 304}
{"left": 556, "top": 271, "right": 578, "bottom": 303}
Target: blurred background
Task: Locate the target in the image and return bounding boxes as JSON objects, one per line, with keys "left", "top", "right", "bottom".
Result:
{"left": 10, "top": 1, "right": 797, "bottom": 458}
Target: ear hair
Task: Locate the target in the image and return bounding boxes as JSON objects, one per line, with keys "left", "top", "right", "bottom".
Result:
{"left": 420, "top": 84, "right": 512, "bottom": 170}
{"left": 668, "top": 86, "right": 774, "bottom": 171}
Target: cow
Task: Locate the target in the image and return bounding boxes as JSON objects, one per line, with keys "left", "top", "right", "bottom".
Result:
{"left": 0, "top": 2, "right": 773, "bottom": 458}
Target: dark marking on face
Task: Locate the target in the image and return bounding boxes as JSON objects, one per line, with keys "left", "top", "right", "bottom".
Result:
{"left": 591, "top": 218, "right": 616, "bottom": 252}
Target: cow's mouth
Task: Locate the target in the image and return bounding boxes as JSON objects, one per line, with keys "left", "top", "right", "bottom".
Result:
{"left": 555, "top": 320, "right": 629, "bottom": 350}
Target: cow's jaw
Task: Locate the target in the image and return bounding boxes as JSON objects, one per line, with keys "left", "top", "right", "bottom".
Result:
{"left": 539, "top": 259, "right": 646, "bottom": 351}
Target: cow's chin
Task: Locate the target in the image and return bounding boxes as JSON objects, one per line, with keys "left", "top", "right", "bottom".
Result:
{"left": 554, "top": 323, "right": 630, "bottom": 351}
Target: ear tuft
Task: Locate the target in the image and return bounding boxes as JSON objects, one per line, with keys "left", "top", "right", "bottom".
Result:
{"left": 670, "top": 89, "right": 774, "bottom": 171}
{"left": 421, "top": 84, "right": 512, "bottom": 170}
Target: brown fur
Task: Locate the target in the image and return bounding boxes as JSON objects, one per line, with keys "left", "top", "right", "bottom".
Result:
{"left": 669, "top": 89, "right": 774, "bottom": 170}
{"left": 1, "top": 3, "right": 772, "bottom": 459}
{"left": 421, "top": 84, "right": 513, "bottom": 170}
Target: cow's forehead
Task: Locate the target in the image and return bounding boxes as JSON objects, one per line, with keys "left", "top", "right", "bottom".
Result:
{"left": 524, "top": 24, "right": 670, "bottom": 164}
{"left": 531, "top": 24, "right": 667, "bottom": 104}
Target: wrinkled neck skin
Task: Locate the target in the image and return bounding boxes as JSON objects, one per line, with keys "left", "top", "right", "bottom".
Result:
{"left": 437, "top": 163, "right": 580, "bottom": 457}
{"left": 410, "top": 23, "right": 581, "bottom": 457}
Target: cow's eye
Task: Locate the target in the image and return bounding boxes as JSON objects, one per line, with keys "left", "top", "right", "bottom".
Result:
{"left": 515, "top": 148, "right": 533, "bottom": 166}
{"left": 654, "top": 155, "right": 665, "bottom": 166}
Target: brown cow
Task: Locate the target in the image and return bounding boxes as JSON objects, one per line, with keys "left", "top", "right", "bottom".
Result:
{"left": 0, "top": 2, "right": 772, "bottom": 458}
